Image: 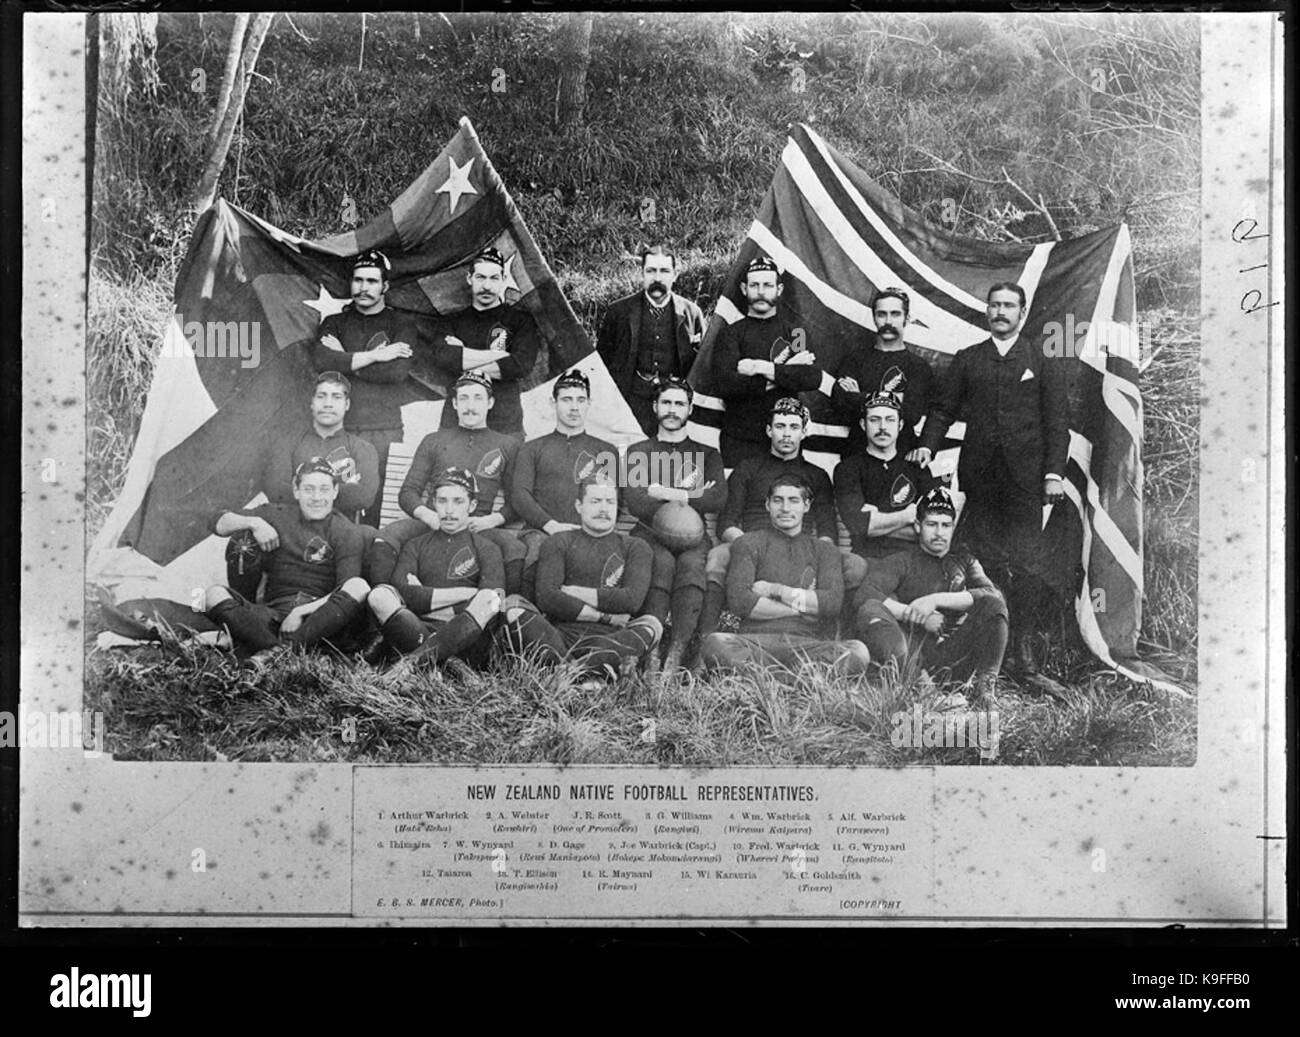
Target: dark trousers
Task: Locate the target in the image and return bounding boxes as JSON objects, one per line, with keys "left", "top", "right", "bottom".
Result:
{"left": 958, "top": 449, "right": 1054, "bottom": 639}
{"left": 635, "top": 528, "right": 708, "bottom": 650}
{"left": 500, "top": 597, "right": 661, "bottom": 675}
{"left": 208, "top": 587, "right": 363, "bottom": 652}
{"left": 718, "top": 432, "right": 770, "bottom": 471}
{"left": 855, "top": 595, "right": 1008, "bottom": 680}
{"left": 356, "top": 427, "right": 403, "bottom": 529}
{"left": 628, "top": 390, "right": 659, "bottom": 438}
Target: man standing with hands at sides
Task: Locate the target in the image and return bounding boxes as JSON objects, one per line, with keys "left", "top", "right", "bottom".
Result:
{"left": 510, "top": 369, "right": 618, "bottom": 600}
{"left": 312, "top": 250, "right": 418, "bottom": 527}
{"left": 501, "top": 475, "right": 663, "bottom": 681}
{"left": 596, "top": 245, "right": 706, "bottom": 436}
{"left": 912, "top": 282, "right": 1070, "bottom": 679}
{"left": 711, "top": 256, "right": 836, "bottom": 468}
{"left": 622, "top": 376, "right": 726, "bottom": 672}
{"left": 853, "top": 487, "right": 1007, "bottom": 707}
{"left": 831, "top": 287, "right": 934, "bottom": 456}
{"left": 427, "top": 246, "right": 541, "bottom": 438}
{"left": 365, "top": 466, "right": 504, "bottom": 672}
{"left": 366, "top": 371, "right": 524, "bottom": 592}
{"left": 698, "top": 475, "right": 871, "bottom": 677}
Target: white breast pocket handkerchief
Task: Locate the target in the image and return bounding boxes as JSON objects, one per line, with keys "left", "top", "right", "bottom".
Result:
{"left": 1020, "top": 368, "right": 1035, "bottom": 382}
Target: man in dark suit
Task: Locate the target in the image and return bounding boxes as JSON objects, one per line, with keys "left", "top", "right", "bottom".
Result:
{"left": 913, "top": 282, "right": 1069, "bottom": 676}
{"left": 596, "top": 245, "right": 706, "bottom": 436}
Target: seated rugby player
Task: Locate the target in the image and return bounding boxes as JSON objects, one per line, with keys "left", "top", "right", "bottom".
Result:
{"left": 365, "top": 466, "right": 504, "bottom": 668}
{"left": 367, "top": 371, "right": 524, "bottom": 591}
{"left": 258, "top": 370, "right": 379, "bottom": 523}
{"left": 621, "top": 376, "right": 726, "bottom": 672}
{"left": 833, "top": 391, "right": 943, "bottom": 561}
{"left": 698, "top": 397, "right": 866, "bottom": 637}
{"left": 501, "top": 475, "right": 663, "bottom": 679}
{"left": 204, "top": 459, "right": 369, "bottom": 662}
{"left": 509, "top": 368, "right": 618, "bottom": 599}
{"left": 853, "top": 487, "right": 1007, "bottom": 706}
{"left": 699, "top": 474, "right": 870, "bottom": 676}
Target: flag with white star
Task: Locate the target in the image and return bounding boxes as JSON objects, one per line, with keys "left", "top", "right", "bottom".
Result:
{"left": 89, "top": 117, "right": 629, "bottom": 597}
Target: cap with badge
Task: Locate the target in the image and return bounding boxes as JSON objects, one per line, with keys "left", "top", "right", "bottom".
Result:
{"left": 472, "top": 246, "right": 506, "bottom": 270}
{"left": 652, "top": 374, "right": 693, "bottom": 403}
{"left": 916, "top": 487, "right": 957, "bottom": 521}
{"left": 294, "top": 457, "right": 340, "bottom": 484}
{"left": 861, "top": 391, "right": 902, "bottom": 416}
{"left": 746, "top": 255, "right": 780, "bottom": 277}
{"left": 454, "top": 370, "right": 495, "bottom": 394}
{"left": 352, "top": 249, "right": 392, "bottom": 277}
{"left": 431, "top": 466, "right": 479, "bottom": 498}
{"left": 770, "top": 396, "right": 810, "bottom": 425}
{"left": 553, "top": 367, "right": 591, "bottom": 397}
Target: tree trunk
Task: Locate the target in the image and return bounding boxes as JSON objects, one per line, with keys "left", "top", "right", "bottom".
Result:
{"left": 554, "top": 13, "right": 594, "bottom": 130}
{"left": 98, "top": 12, "right": 159, "bottom": 103}
{"left": 192, "top": 11, "right": 273, "bottom": 213}
{"left": 208, "top": 12, "right": 250, "bottom": 148}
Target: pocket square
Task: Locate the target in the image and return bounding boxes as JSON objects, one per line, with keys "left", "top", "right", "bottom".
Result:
{"left": 1020, "top": 368, "right": 1035, "bottom": 382}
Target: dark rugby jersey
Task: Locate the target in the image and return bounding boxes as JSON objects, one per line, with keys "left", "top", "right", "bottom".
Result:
{"left": 399, "top": 426, "right": 520, "bottom": 520}
{"left": 313, "top": 305, "right": 420, "bottom": 431}
{"left": 726, "top": 527, "right": 844, "bottom": 637}
{"left": 830, "top": 342, "right": 934, "bottom": 452}
{"left": 833, "top": 450, "right": 937, "bottom": 558}
{"left": 259, "top": 427, "right": 380, "bottom": 519}
{"left": 716, "top": 453, "right": 837, "bottom": 540}
{"left": 390, "top": 527, "right": 506, "bottom": 616}
{"left": 221, "top": 503, "right": 364, "bottom": 603}
{"left": 535, "top": 529, "right": 653, "bottom": 622}
{"left": 511, "top": 429, "right": 618, "bottom": 531}
{"left": 427, "top": 304, "right": 541, "bottom": 434}
{"left": 622, "top": 436, "right": 726, "bottom": 526}
{"left": 855, "top": 542, "right": 999, "bottom": 615}
{"left": 711, "top": 310, "right": 828, "bottom": 444}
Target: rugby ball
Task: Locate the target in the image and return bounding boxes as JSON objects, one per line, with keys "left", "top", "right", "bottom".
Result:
{"left": 652, "top": 501, "right": 705, "bottom": 553}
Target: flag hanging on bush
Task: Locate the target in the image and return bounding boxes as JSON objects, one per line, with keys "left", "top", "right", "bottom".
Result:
{"left": 89, "top": 116, "right": 638, "bottom": 605}
{"left": 688, "top": 123, "right": 1157, "bottom": 686}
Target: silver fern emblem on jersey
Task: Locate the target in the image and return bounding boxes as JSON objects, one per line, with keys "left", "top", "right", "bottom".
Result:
{"left": 449, "top": 546, "right": 479, "bottom": 580}
{"left": 602, "top": 556, "right": 625, "bottom": 588}
{"left": 477, "top": 449, "right": 503, "bottom": 479}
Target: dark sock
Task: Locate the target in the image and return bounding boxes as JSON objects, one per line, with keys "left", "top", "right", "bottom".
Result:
{"left": 366, "top": 540, "right": 399, "bottom": 587}
{"left": 209, "top": 598, "right": 278, "bottom": 651}
{"left": 669, "top": 585, "right": 703, "bottom": 648}
{"left": 698, "top": 583, "right": 725, "bottom": 637}
{"left": 294, "top": 593, "right": 363, "bottom": 645}
{"left": 503, "top": 559, "right": 524, "bottom": 597}
{"left": 642, "top": 587, "right": 670, "bottom": 625}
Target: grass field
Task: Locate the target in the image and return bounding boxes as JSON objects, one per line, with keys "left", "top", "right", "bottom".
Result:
{"left": 82, "top": 629, "right": 1195, "bottom": 767}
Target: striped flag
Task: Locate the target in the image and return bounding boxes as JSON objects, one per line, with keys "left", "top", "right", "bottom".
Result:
{"left": 688, "top": 124, "right": 1159, "bottom": 687}
{"left": 89, "top": 117, "right": 639, "bottom": 605}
